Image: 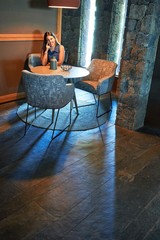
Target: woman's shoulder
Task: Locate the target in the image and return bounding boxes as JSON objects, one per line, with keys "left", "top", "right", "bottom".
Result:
{"left": 55, "top": 44, "right": 64, "bottom": 51}
{"left": 54, "top": 44, "right": 64, "bottom": 54}
{"left": 59, "top": 45, "right": 65, "bottom": 51}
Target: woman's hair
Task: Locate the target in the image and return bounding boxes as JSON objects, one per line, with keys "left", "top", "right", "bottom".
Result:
{"left": 42, "top": 31, "right": 60, "bottom": 52}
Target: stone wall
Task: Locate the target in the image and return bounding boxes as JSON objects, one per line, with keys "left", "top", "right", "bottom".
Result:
{"left": 61, "top": 7, "right": 81, "bottom": 65}
{"left": 62, "top": 0, "right": 160, "bottom": 131}
{"left": 61, "top": 0, "right": 114, "bottom": 65}
{"left": 107, "top": 0, "right": 127, "bottom": 74}
{"left": 77, "top": 0, "right": 91, "bottom": 66}
{"left": 92, "top": 0, "right": 113, "bottom": 59}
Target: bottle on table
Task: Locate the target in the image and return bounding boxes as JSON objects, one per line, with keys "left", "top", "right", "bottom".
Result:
{"left": 50, "top": 56, "right": 57, "bottom": 70}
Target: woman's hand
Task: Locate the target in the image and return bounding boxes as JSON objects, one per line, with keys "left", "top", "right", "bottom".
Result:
{"left": 45, "top": 41, "right": 50, "bottom": 52}
{"left": 41, "top": 42, "right": 50, "bottom": 66}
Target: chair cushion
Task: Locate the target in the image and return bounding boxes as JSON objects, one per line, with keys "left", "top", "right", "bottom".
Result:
{"left": 76, "top": 80, "right": 97, "bottom": 94}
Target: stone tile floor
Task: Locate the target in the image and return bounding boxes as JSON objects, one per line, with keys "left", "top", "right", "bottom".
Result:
{"left": 0, "top": 90, "right": 160, "bottom": 240}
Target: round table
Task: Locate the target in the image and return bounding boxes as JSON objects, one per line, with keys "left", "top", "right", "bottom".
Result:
{"left": 31, "top": 65, "right": 89, "bottom": 79}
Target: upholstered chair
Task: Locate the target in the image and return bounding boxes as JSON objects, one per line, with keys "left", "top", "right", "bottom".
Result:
{"left": 28, "top": 53, "right": 42, "bottom": 70}
{"left": 22, "top": 70, "right": 75, "bottom": 139}
{"left": 75, "top": 59, "right": 117, "bottom": 117}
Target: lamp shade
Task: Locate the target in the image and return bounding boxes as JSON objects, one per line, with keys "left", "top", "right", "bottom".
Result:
{"left": 48, "top": 0, "right": 80, "bottom": 9}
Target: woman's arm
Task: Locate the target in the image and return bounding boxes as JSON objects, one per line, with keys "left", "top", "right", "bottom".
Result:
{"left": 41, "top": 42, "right": 50, "bottom": 66}
{"left": 41, "top": 50, "right": 49, "bottom": 66}
{"left": 57, "top": 45, "right": 65, "bottom": 66}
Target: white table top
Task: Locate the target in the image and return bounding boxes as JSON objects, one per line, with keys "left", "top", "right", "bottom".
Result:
{"left": 31, "top": 65, "right": 89, "bottom": 79}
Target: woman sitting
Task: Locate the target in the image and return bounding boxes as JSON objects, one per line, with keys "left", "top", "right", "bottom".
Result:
{"left": 41, "top": 31, "right": 65, "bottom": 66}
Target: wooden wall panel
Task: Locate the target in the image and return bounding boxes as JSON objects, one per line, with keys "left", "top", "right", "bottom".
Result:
{"left": 0, "top": 41, "right": 42, "bottom": 92}
{"left": 0, "top": 0, "right": 61, "bottom": 103}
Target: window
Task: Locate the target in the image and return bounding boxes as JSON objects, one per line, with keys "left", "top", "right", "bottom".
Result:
{"left": 78, "top": 0, "right": 127, "bottom": 75}
{"left": 78, "top": 0, "right": 96, "bottom": 67}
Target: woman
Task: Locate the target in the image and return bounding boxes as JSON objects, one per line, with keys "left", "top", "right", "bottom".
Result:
{"left": 41, "top": 31, "right": 65, "bottom": 66}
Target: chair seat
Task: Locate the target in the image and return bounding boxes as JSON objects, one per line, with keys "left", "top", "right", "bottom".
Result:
{"left": 76, "top": 80, "right": 97, "bottom": 94}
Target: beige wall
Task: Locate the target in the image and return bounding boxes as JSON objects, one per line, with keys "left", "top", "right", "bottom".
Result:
{"left": 0, "top": 0, "right": 58, "bottom": 103}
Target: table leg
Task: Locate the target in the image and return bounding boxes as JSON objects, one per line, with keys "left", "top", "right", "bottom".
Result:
{"left": 73, "top": 92, "right": 79, "bottom": 115}
{"left": 68, "top": 78, "right": 79, "bottom": 115}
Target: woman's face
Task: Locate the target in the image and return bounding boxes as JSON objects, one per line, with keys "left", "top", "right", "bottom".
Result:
{"left": 46, "top": 36, "right": 56, "bottom": 47}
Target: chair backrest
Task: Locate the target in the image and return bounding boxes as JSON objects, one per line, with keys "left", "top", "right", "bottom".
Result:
{"left": 28, "top": 53, "right": 42, "bottom": 70}
{"left": 64, "top": 49, "right": 69, "bottom": 64}
{"left": 22, "top": 70, "right": 75, "bottom": 109}
{"left": 86, "top": 59, "right": 117, "bottom": 81}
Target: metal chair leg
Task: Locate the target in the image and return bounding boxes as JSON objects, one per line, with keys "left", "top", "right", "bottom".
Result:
{"left": 109, "top": 92, "right": 112, "bottom": 110}
{"left": 35, "top": 107, "right": 36, "bottom": 118}
{"left": 73, "top": 92, "right": 79, "bottom": 115}
{"left": 24, "top": 104, "right": 29, "bottom": 134}
{"left": 96, "top": 92, "right": 112, "bottom": 118}
{"left": 52, "top": 109, "right": 59, "bottom": 139}
{"left": 70, "top": 100, "right": 73, "bottom": 124}
{"left": 24, "top": 104, "right": 47, "bottom": 135}
{"left": 51, "top": 107, "right": 73, "bottom": 140}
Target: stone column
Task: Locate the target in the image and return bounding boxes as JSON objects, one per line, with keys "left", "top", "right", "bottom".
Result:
{"left": 116, "top": 0, "right": 160, "bottom": 130}
{"left": 107, "top": 0, "right": 127, "bottom": 67}
{"left": 78, "top": 0, "right": 91, "bottom": 66}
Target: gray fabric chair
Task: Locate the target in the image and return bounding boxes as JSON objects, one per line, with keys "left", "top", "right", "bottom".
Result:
{"left": 75, "top": 59, "right": 117, "bottom": 117}
{"left": 28, "top": 53, "right": 42, "bottom": 70}
{"left": 22, "top": 70, "right": 75, "bottom": 139}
